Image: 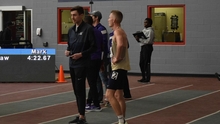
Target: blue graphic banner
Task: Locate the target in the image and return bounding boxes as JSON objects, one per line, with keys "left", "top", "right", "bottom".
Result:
{"left": 58, "top": 0, "right": 128, "bottom": 2}
{"left": 0, "top": 49, "right": 56, "bottom": 55}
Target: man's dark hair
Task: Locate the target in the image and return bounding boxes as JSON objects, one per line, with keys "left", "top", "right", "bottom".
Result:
{"left": 145, "top": 18, "right": 153, "bottom": 26}
{"left": 94, "top": 15, "right": 101, "bottom": 22}
{"left": 6, "top": 21, "right": 13, "bottom": 27}
{"left": 70, "top": 6, "right": 84, "bottom": 15}
{"left": 84, "top": 15, "right": 93, "bottom": 25}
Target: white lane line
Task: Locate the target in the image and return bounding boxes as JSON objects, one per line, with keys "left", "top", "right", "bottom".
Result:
{"left": 37, "top": 84, "right": 155, "bottom": 124}
{"left": 129, "top": 83, "right": 155, "bottom": 90}
{"left": 0, "top": 83, "right": 190, "bottom": 123}
{"left": 0, "top": 83, "right": 71, "bottom": 96}
{"left": 0, "top": 101, "right": 75, "bottom": 118}
{"left": 126, "top": 84, "right": 193, "bottom": 103}
{"left": 0, "top": 83, "right": 154, "bottom": 105}
{"left": 38, "top": 111, "right": 92, "bottom": 124}
{"left": 0, "top": 82, "right": 153, "bottom": 97}
{"left": 124, "top": 89, "right": 220, "bottom": 123}
{"left": 39, "top": 84, "right": 192, "bottom": 124}
{"left": 0, "top": 91, "right": 73, "bottom": 106}
{"left": 0, "top": 84, "right": 156, "bottom": 118}
{"left": 110, "top": 84, "right": 193, "bottom": 124}
{"left": 39, "top": 113, "right": 79, "bottom": 124}
{"left": 186, "top": 110, "right": 220, "bottom": 124}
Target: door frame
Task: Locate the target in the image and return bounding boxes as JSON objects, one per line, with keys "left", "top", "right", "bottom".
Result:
{"left": 0, "top": 6, "right": 24, "bottom": 31}
{"left": 0, "top": 6, "right": 33, "bottom": 43}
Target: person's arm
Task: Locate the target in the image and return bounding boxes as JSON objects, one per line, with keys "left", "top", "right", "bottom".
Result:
{"left": 98, "top": 26, "right": 108, "bottom": 60}
{"left": 139, "top": 28, "right": 154, "bottom": 44}
{"left": 81, "top": 26, "right": 96, "bottom": 57}
{"left": 65, "top": 29, "right": 71, "bottom": 57}
{"left": 112, "top": 30, "right": 126, "bottom": 64}
{"left": 71, "top": 26, "right": 96, "bottom": 60}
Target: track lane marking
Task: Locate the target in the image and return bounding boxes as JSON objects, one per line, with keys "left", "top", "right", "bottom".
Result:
{"left": 126, "top": 84, "right": 193, "bottom": 103}
{"left": 186, "top": 110, "right": 220, "bottom": 124}
{"left": 0, "top": 100, "right": 75, "bottom": 118}
{"left": 0, "top": 83, "right": 155, "bottom": 105}
{"left": 0, "top": 83, "right": 154, "bottom": 97}
{"left": 121, "top": 89, "right": 220, "bottom": 124}
{"left": 0, "top": 91, "right": 73, "bottom": 106}
{"left": 0, "top": 83, "right": 155, "bottom": 118}
{"left": 0, "top": 83, "right": 71, "bottom": 96}
{"left": 39, "top": 84, "right": 192, "bottom": 124}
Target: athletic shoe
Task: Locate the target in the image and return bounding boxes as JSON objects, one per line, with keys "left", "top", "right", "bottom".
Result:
{"left": 137, "top": 78, "right": 146, "bottom": 82}
{"left": 85, "top": 105, "right": 102, "bottom": 112}
{"left": 139, "top": 79, "right": 150, "bottom": 84}
{"left": 99, "top": 100, "right": 104, "bottom": 105}
{"left": 69, "top": 116, "right": 79, "bottom": 124}
{"left": 104, "top": 101, "right": 111, "bottom": 107}
{"left": 118, "top": 120, "right": 128, "bottom": 124}
{"left": 124, "top": 97, "right": 132, "bottom": 100}
{"left": 77, "top": 118, "right": 87, "bottom": 124}
{"left": 85, "top": 104, "right": 91, "bottom": 109}
{"left": 141, "top": 81, "right": 150, "bottom": 84}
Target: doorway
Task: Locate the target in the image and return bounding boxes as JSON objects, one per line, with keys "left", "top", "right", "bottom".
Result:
{"left": 0, "top": 6, "right": 32, "bottom": 41}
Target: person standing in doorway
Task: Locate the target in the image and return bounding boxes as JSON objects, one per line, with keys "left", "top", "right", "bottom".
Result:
{"left": 3, "top": 21, "right": 13, "bottom": 41}
{"left": 106, "top": 10, "right": 130, "bottom": 124}
{"left": 89, "top": 10, "right": 109, "bottom": 104}
{"left": 135, "top": 18, "right": 154, "bottom": 83}
{"left": 65, "top": 6, "right": 96, "bottom": 124}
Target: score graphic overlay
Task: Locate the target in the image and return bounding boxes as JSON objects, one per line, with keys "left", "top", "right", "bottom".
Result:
{"left": 0, "top": 49, "right": 56, "bottom": 82}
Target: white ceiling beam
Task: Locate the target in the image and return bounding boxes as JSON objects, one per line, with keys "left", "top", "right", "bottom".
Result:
{"left": 0, "top": 6, "right": 24, "bottom": 11}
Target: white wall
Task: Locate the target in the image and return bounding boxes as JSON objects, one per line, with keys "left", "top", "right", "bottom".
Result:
{"left": 0, "top": 0, "right": 220, "bottom": 75}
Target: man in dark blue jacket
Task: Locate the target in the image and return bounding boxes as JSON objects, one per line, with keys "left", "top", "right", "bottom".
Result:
{"left": 65, "top": 6, "right": 96, "bottom": 124}
{"left": 89, "top": 10, "right": 109, "bottom": 103}
{"left": 84, "top": 15, "right": 103, "bottom": 112}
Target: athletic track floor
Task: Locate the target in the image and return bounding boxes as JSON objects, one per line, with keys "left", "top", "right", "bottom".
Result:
{"left": 0, "top": 74, "right": 220, "bottom": 124}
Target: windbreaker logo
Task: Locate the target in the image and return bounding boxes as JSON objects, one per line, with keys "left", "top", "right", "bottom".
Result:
{"left": 79, "top": 32, "right": 83, "bottom": 35}
{"left": 111, "top": 71, "right": 118, "bottom": 80}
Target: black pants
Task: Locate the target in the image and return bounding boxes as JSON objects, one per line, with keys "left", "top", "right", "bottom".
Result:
{"left": 139, "top": 44, "right": 153, "bottom": 81}
{"left": 97, "top": 59, "right": 111, "bottom": 102}
{"left": 123, "top": 74, "right": 132, "bottom": 98}
{"left": 69, "top": 67, "right": 87, "bottom": 115}
{"left": 86, "top": 59, "right": 101, "bottom": 107}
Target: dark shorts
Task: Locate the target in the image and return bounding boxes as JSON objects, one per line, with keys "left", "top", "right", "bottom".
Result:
{"left": 107, "top": 69, "right": 127, "bottom": 90}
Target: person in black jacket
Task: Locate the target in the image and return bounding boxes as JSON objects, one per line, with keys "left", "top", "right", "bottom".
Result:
{"left": 65, "top": 6, "right": 96, "bottom": 124}
{"left": 3, "top": 21, "right": 13, "bottom": 41}
{"left": 84, "top": 15, "right": 103, "bottom": 112}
